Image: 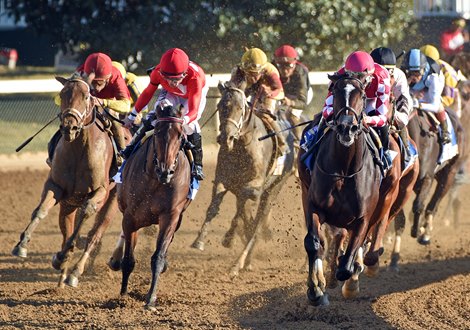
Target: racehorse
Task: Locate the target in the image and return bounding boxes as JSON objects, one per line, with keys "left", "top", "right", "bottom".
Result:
{"left": 191, "top": 81, "right": 295, "bottom": 275}
{"left": 405, "top": 105, "right": 464, "bottom": 245}
{"left": 107, "top": 104, "right": 192, "bottom": 310}
{"left": 298, "top": 73, "right": 404, "bottom": 305}
{"left": 450, "top": 52, "right": 470, "bottom": 78}
{"left": 11, "top": 76, "right": 127, "bottom": 287}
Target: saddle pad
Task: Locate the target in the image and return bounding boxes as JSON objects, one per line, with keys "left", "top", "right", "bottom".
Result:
{"left": 438, "top": 113, "right": 459, "bottom": 164}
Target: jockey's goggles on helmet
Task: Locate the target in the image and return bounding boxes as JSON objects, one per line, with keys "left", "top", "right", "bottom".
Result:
{"left": 160, "top": 71, "right": 187, "bottom": 82}
{"left": 275, "top": 62, "right": 295, "bottom": 69}
{"left": 242, "top": 62, "right": 264, "bottom": 73}
{"left": 403, "top": 68, "right": 424, "bottom": 77}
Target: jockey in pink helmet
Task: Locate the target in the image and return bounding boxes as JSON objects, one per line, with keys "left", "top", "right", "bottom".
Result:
{"left": 122, "top": 48, "right": 208, "bottom": 180}
{"left": 322, "top": 50, "right": 393, "bottom": 170}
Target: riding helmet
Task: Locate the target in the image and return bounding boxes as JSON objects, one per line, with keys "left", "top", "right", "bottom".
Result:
{"left": 241, "top": 48, "right": 268, "bottom": 73}
{"left": 420, "top": 44, "right": 440, "bottom": 62}
{"left": 159, "top": 48, "right": 189, "bottom": 78}
{"left": 112, "top": 61, "right": 127, "bottom": 79}
{"left": 370, "top": 47, "right": 396, "bottom": 68}
{"left": 84, "top": 53, "right": 113, "bottom": 80}
{"left": 274, "top": 45, "right": 298, "bottom": 63}
{"left": 344, "top": 51, "right": 375, "bottom": 74}
{"left": 401, "top": 49, "right": 427, "bottom": 72}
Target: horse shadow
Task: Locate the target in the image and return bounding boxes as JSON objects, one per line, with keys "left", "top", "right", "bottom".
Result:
{"left": 227, "top": 255, "right": 470, "bottom": 329}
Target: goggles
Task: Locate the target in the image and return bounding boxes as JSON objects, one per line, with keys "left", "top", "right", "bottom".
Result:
{"left": 275, "top": 62, "right": 295, "bottom": 69}
{"left": 403, "top": 68, "right": 424, "bottom": 77}
{"left": 161, "top": 71, "right": 187, "bottom": 82}
{"left": 242, "top": 62, "right": 264, "bottom": 73}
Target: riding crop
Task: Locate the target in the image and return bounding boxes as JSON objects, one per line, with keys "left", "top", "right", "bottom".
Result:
{"left": 258, "top": 119, "right": 313, "bottom": 141}
{"left": 15, "top": 114, "right": 60, "bottom": 152}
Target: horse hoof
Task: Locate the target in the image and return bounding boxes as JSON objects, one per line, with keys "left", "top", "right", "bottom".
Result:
{"left": 107, "top": 258, "right": 121, "bottom": 272}
{"left": 51, "top": 253, "right": 63, "bottom": 270}
{"left": 145, "top": 304, "right": 157, "bottom": 312}
{"left": 221, "top": 236, "right": 233, "bottom": 249}
{"left": 342, "top": 281, "right": 360, "bottom": 299}
{"left": 229, "top": 267, "right": 239, "bottom": 278}
{"left": 364, "top": 263, "right": 380, "bottom": 278}
{"left": 388, "top": 264, "right": 400, "bottom": 273}
{"left": 11, "top": 245, "right": 27, "bottom": 258}
{"left": 307, "top": 289, "right": 329, "bottom": 306}
{"left": 191, "top": 240, "right": 205, "bottom": 251}
{"left": 418, "top": 235, "right": 431, "bottom": 245}
{"left": 66, "top": 275, "right": 79, "bottom": 288}
{"left": 336, "top": 268, "right": 353, "bottom": 282}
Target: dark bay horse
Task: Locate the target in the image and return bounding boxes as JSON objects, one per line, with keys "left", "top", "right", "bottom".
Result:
{"left": 11, "top": 76, "right": 126, "bottom": 287}
{"left": 298, "top": 74, "right": 406, "bottom": 305}
{"left": 108, "top": 104, "right": 191, "bottom": 310}
{"left": 191, "top": 81, "right": 295, "bottom": 275}
{"left": 404, "top": 105, "right": 464, "bottom": 246}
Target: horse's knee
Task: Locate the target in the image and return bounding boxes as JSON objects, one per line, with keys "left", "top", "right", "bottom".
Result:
{"left": 304, "top": 233, "right": 321, "bottom": 256}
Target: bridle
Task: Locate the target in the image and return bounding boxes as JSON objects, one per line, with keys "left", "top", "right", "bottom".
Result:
{"left": 221, "top": 86, "right": 252, "bottom": 139}
{"left": 60, "top": 79, "right": 95, "bottom": 133}
{"left": 152, "top": 115, "right": 184, "bottom": 175}
{"left": 331, "top": 76, "right": 367, "bottom": 127}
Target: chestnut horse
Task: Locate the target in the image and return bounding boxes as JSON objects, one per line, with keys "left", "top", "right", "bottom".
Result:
{"left": 298, "top": 74, "right": 405, "bottom": 305}
{"left": 191, "top": 81, "right": 295, "bottom": 276}
{"left": 11, "top": 76, "right": 126, "bottom": 287}
{"left": 108, "top": 104, "right": 191, "bottom": 310}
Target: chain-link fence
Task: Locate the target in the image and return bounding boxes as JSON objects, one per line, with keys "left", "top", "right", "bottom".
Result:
{"left": 0, "top": 86, "right": 324, "bottom": 155}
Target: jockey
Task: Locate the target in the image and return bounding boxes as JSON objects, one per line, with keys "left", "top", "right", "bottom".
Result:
{"left": 440, "top": 17, "right": 469, "bottom": 61}
{"left": 400, "top": 48, "right": 451, "bottom": 144}
{"left": 112, "top": 61, "right": 148, "bottom": 125}
{"left": 322, "top": 50, "right": 393, "bottom": 169}
{"left": 273, "top": 44, "right": 311, "bottom": 144}
{"left": 370, "top": 47, "right": 413, "bottom": 161}
{"left": 229, "top": 47, "right": 287, "bottom": 172}
{"left": 48, "top": 52, "right": 130, "bottom": 166}
{"left": 122, "top": 48, "right": 208, "bottom": 181}
{"left": 420, "top": 44, "right": 465, "bottom": 117}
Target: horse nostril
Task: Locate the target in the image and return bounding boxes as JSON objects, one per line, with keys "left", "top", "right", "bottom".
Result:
{"left": 169, "top": 170, "right": 175, "bottom": 175}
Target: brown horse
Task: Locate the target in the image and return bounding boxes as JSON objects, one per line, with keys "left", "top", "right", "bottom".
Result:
{"left": 11, "top": 76, "right": 126, "bottom": 287}
{"left": 108, "top": 104, "right": 191, "bottom": 310}
{"left": 298, "top": 74, "right": 405, "bottom": 305}
{"left": 191, "top": 81, "right": 295, "bottom": 276}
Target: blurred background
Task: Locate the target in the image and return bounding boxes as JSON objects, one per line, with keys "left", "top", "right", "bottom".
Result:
{"left": 0, "top": 0, "right": 469, "bottom": 154}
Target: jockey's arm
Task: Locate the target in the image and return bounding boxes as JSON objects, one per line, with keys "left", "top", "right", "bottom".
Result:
{"left": 284, "top": 69, "right": 308, "bottom": 110}
{"left": 416, "top": 74, "right": 444, "bottom": 113}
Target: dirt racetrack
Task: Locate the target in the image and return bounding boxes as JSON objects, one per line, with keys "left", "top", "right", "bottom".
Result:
{"left": 0, "top": 148, "right": 469, "bottom": 330}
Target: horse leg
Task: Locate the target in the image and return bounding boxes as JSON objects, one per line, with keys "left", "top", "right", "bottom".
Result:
{"left": 120, "top": 223, "right": 138, "bottom": 296}
{"left": 222, "top": 195, "right": 252, "bottom": 248}
{"left": 342, "top": 246, "right": 365, "bottom": 299}
{"left": 108, "top": 232, "right": 125, "bottom": 271}
{"left": 443, "top": 183, "right": 458, "bottom": 227}
{"left": 326, "top": 226, "right": 347, "bottom": 289}
{"left": 191, "top": 182, "right": 228, "bottom": 251}
{"left": 304, "top": 209, "right": 328, "bottom": 306}
{"left": 419, "top": 165, "right": 458, "bottom": 245}
{"left": 146, "top": 213, "right": 180, "bottom": 311}
{"left": 52, "top": 203, "right": 77, "bottom": 288}
{"left": 336, "top": 217, "right": 368, "bottom": 282}
{"left": 389, "top": 210, "right": 406, "bottom": 272}
{"left": 67, "top": 188, "right": 118, "bottom": 287}
{"left": 12, "top": 180, "right": 63, "bottom": 258}
{"left": 411, "top": 176, "right": 433, "bottom": 238}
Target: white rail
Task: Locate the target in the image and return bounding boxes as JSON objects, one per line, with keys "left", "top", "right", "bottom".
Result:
{"left": 0, "top": 72, "right": 332, "bottom": 94}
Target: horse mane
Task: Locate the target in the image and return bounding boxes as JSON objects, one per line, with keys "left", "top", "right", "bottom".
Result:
{"left": 157, "top": 104, "right": 183, "bottom": 119}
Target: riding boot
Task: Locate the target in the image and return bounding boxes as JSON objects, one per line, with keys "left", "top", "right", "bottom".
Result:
{"left": 436, "top": 110, "right": 451, "bottom": 144}
{"left": 46, "top": 129, "right": 62, "bottom": 167}
{"left": 377, "top": 125, "right": 392, "bottom": 170}
{"left": 110, "top": 122, "right": 126, "bottom": 165}
{"left": 187, "top": 133, "right": 204, "bottom": 180}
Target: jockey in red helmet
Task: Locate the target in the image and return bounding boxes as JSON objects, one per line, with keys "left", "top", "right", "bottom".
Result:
{"left": 47, "top": 52, "right": 131, "bottom": 167}
{"left": 122, "top": 48, "right": 208, "bottom": 180}
{"left": 322, "top": 50, "right": 393, "bottom": 170}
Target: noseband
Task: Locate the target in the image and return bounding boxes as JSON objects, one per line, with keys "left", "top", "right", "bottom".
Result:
{"left": 60, "top": 79, "right": 95, "bottom": 132}
{"left": 222, "top": 86, "right": 251, "bottom": 139}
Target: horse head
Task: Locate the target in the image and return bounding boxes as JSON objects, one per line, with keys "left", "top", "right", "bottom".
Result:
{"left": 328, "top": 73, "right": 366, "bottom": 147}
{"left": 56, "top": 75, "right": 94, "bottom": 142}
{"left": 153, "top": 103, "right": 184, "bottom": 184}
{"left": 216, "top": 81, "right": 248, "bottom": 151}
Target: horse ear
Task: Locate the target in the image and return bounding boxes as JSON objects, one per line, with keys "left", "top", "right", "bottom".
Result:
{"left": 218, "top": 81, "right": 226, "bottom": 94}
{"left": 55, "top": 76, "right": 68, "bottom": 86}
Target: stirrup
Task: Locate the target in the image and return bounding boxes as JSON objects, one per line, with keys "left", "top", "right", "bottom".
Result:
{"left": 440, "top": 133, "right": 451, "bottom": 144}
